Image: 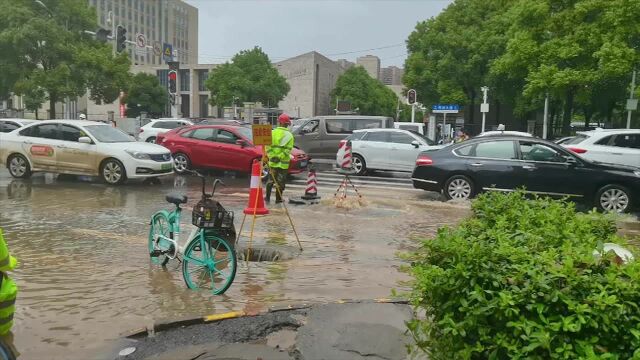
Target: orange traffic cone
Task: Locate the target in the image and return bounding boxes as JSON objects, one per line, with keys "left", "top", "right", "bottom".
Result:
{"left": 244, "top": 160, "right": 269, "bottom": 215}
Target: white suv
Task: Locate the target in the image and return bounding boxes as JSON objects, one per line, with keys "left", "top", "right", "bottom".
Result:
{"left": 138, "top": 119, "right": 192, "bottom": 143}
{"left": 562, "top": 129, "right": 640, "bottom": 168}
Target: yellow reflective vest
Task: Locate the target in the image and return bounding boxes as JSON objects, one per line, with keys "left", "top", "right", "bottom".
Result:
{"left": 266, "top": 126, "right": 294, "bottom": 169}
{"left": 0, "top": 229, "right": 17, "bottom": 336}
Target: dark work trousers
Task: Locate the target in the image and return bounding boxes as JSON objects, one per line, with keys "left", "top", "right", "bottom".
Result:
{"left": 266, "top": 167, "right": 288, "bottom": 203}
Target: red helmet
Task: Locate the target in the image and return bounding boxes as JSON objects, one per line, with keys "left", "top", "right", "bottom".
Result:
{"left": 278, "top": 113, "right": 291, "bottom": 125}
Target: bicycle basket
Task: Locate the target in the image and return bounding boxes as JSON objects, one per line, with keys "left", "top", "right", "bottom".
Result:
{"left": 192, "top": 198, "right": 235, "bottom": 230}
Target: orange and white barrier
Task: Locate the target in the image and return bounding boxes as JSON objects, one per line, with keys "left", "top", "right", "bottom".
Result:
{"left": 243, "top": 160, "right": 269, "bottom": 215}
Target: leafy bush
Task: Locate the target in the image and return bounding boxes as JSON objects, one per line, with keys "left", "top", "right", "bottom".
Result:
{"left": 408, "top": 191, "right": 640, "bottom": 359}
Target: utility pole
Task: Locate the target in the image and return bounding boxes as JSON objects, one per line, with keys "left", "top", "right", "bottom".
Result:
{"left": 480, "top": 86, "right": 489, "bottom": 132}
{"left": 626, "top": 69, "right": 637, "bottom": 129}
{"left": 543, "top": 93, "right": 549, "bottom": 139}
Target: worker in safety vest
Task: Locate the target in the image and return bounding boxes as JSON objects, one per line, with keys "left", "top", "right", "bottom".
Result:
{"left": 0, "top": 229, "right": 17, "bottom": 338}
{"left": 265, "top": 113, "right": 294, "bottom": 203}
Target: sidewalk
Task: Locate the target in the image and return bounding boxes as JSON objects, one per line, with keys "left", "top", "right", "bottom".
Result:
{"left": 116, "top": 301, "right": 426, "bottom": 360}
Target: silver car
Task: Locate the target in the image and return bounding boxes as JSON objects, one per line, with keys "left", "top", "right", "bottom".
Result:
{"left": 336, "top": 128, "right": 443, "bottom": 175}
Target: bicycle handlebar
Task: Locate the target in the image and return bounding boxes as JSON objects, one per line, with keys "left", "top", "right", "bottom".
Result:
{"left": 185, "top": 170, "right": 224, "bottom": 198}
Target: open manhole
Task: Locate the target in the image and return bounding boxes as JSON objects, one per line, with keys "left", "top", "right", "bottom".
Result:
{"left": 236, "top": 244, "right": 299, "bottom": 262}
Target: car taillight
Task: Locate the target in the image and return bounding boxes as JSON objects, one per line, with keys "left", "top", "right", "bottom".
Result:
{"left": 567, "top": 147, "right": 587, "bottom": 154}
{"left": 416, "top": 155, "right": 433, "bottom": 166}
{"left": 339, "top": 140, "right": 347, "bottom": 149}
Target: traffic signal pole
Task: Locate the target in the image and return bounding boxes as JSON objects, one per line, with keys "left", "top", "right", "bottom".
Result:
{"left": 411, "top": 103, "right": 416, "bottom": 123}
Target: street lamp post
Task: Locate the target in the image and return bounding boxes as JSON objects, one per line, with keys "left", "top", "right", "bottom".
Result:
{"left": 480, "top": 86, "right": 489, "bottom": 133}
{"left": 626, "top": 69, "right": 637, "bottom": 129}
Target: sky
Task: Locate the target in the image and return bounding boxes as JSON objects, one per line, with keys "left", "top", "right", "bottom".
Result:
{"left": 185, "top": 0, "right": 453, "bottom": 68}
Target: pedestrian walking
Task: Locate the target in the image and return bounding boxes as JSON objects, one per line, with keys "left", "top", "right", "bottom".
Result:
{"left": 265, "top": 113, "right": 294, "bottom": 203}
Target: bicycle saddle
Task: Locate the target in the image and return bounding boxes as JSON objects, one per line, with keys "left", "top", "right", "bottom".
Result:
{"left": 166, "top": 194, "right": 188, "bottom": 205}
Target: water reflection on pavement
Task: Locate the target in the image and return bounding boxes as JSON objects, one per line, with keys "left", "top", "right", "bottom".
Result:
{"left": 0, "top": 169, "right": 468, "bottom": 359}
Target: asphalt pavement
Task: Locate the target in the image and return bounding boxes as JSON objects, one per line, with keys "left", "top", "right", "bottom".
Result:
{"left": 115, "top": 301, "right": 425, "bottom": 360}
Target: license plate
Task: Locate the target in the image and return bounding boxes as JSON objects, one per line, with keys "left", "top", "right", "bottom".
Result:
{"left": 161, "top": 163, "right": 172, "bottom": 170}
{"left": 299, "top": 160, "right": 308, "bottom": 168}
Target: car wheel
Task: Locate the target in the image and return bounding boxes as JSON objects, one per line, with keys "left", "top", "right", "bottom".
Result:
{"left": 352, "top": 154, "right": 367, "bottom": 175}
{"left": 595, "top": 184, "right": 632, "bottom": 213}
{"left": 7, "top": 154, "right": 32, "bottom": 179}
{"left": 146, "top": 136, "right": 156, "bottom": 143}
{"left": 444, "top": 175, "right": 474, "bottom": 201}
{"left": 173, "top": 153, "right": 191, "bottom": 174}
{"left": 101, "top": 158, "right": 126, "bottom": 185}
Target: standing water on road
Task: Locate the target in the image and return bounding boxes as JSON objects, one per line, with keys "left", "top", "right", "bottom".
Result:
{"left": 0, "top": 170, "right": 468, "bottom": 359}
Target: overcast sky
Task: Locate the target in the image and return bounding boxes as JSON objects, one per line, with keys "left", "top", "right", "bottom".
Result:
{"left": 185, "top": 0, "right": 452, "bottom": 68}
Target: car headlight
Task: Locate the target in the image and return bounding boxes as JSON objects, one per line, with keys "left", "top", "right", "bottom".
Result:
{"left": 125, "top": 150, "right": 151, "bottom": 160}
{"left": 634, "top": 170, "right": 640, "bottom": 177}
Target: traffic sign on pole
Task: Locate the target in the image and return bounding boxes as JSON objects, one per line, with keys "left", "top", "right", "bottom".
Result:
{"left": 162, "top": 43, "right": 173, "bottom": 63}
{"left": 135, "top": 33, "right": 146, "bottom": 56}
{"left": 431, "top": 104, "right": 460, "bottom": 113}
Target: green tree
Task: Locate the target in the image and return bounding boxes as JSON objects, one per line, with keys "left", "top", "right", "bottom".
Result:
{"left": 404, "top": 0, "right": 513, "bottom": 126}
{"left": 205, "top": 47, "right": 289, "bottom": 108}
{"left": 331, "top": 66, "right": 398, "bottom": 117}
{"left": 125, "top": 73, "right": 168, "bottom": 118}
{"left": 0, "top": 0, "right": 131, "bottom": 118}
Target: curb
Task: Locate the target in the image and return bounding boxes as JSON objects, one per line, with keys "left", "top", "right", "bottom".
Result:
{"left": 122, "top": 298, "right": 408, "bottom": 339}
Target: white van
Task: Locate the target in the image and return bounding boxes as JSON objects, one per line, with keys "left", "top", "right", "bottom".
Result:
{"left": 292, "top": 116, "right": 394, "bottom": 158}
{"left": 394, "top": 122, "right": 425, "bottom": 135}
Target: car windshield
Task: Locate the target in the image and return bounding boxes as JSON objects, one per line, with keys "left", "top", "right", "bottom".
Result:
{"left": 409, "top": 131, "right": 435, "bottom": 145}
{"left": 564, "top": 134, "right": 589, "bottom": 145}
{"left": 291, "top": 119, "right": 308, "bottom": 132}
{"left": 84, "top": 125, "right": 134, "bottom": 143}
{"left": 236, "top": 126, "right": 253, "bottom": 141}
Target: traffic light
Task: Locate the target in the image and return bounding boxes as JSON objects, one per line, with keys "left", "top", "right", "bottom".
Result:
{"left": 168, "top": 61, "right": 179, "bottom": 95}
{"left": 407, "top": 89, "right": 417, "bottom": 105}
{"left": 95, "top": 28, "right": 111, "bottom": 43}
{"left": 116, "top": 25, "right": 127, "bottom": 53}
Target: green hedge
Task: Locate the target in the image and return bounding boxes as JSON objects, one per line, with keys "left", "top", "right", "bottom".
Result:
{"left": 408, "top": 191, "right": 640, "bottom": 359}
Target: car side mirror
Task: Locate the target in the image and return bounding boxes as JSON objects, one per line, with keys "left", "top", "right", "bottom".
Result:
{"left": 411, "top": 140, "right": 420, "bottom": 148}
{"left": 236, "top": 139, "right": 247, "bottom": 148}
{"left": 78, "top": 136, "right": 92, "bottom": 144}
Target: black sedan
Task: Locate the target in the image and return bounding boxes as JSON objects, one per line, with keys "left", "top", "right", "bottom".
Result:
{"left": 411, "top": 136, "right": 640, "bottom": 213}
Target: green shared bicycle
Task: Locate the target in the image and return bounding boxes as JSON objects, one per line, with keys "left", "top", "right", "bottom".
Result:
{"left": 148, "top": 171, "right": 237, "bottom": 295}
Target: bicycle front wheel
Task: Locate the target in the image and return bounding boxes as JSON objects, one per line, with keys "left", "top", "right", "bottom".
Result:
{"left": 149, "top": 213, "right": 172, "bottom": 266}
{"left": 182, "top": 231, "right": 237, "bottom": 295}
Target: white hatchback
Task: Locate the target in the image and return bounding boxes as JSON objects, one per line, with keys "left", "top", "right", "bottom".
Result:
{"left": 0, "top": 120, "right": 174, "bottom": 184}
{"left": 138, "top": 118, "right": 193, "bottom": 143}
{"left": 562, "top": 129, "right": 640, "bottom": 168}
{"left": 336, "top": 128, "right": 444, "bottom": 175}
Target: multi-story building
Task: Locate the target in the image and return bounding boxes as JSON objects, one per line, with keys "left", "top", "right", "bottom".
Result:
{"left": 356, "top": 55, "right": 381, "bottom": 80}
{"left": 381, "top": 66, "right": 404, "bottom": 86}
{"left": 89, "top": 0, "right": 198, "bottom": 65}
{"left": 87, "top": 63, "right": 217, "bottom": 118}
{"left": 275, "top": 52, "right": 346, "bottom": 118}
{"left": 336, "top": 59, "right": 355, "bottom": 71}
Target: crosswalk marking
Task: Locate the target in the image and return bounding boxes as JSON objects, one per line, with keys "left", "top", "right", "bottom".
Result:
{"left": 289, "top": 170, "right": 418, "bottom": 192}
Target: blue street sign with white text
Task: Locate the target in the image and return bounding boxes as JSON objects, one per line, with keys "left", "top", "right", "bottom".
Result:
{"left": 432, "top": 104, "right": 460, "bottom": 111}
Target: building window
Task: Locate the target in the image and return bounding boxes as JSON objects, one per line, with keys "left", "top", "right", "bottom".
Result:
{"left": 157, "top": 70, "right": 169, "bottom": 89}
{"left": 199, "top": 95, "right": 209, "bottom": 117}
{"left": 198, "top": 70, "right": 209, "bottom": 91}
{"left": 179, "top": 69, "right": 190, "bottom": 92}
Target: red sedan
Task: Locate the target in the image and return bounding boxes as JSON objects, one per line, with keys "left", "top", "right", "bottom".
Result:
{"left": 156, "top": 125, "right": 310, "bottom": 175}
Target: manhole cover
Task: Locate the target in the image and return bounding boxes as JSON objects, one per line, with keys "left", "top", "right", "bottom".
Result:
{"left": 236, "top": 245, "right": 299, "bottom": 262}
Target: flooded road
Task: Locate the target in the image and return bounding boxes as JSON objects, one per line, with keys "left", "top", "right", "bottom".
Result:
{"left": 0, "top": 169, "right": 469, "bottom": 359}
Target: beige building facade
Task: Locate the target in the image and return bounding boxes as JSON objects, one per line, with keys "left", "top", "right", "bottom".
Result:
{"left": 89, "top": 0, "right": 198, "bottom": 65}
{"left": 275, "top": 52, "right": 346, "bottom": 118}
{"left": 356, "top": 55, "right": 381, "bottom": 80}
{"left": 381, "top": 66, "right": 404, "bottom": 86}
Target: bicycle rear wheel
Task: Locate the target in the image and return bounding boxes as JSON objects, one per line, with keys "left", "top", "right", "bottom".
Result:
{"left": 148, "top": 213, "right": 172, "bottom": 266}
{"left": 182, "top": 231, "right": 237, "bottom": 295}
